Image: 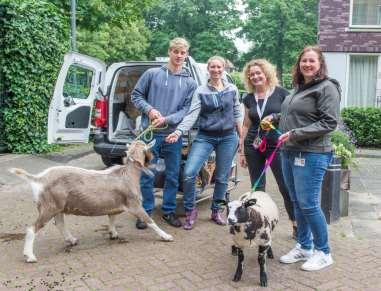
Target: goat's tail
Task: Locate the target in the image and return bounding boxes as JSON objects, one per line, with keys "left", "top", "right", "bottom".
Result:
{"left": 8, "top": 168, "right": 37, "bottom": 181}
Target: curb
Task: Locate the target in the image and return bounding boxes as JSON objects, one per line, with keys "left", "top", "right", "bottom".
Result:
{"left": 355, "top": 148, "right": 381, "bottom": 159}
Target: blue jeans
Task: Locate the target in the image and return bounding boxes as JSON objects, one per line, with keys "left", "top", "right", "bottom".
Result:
{"left": 281, "top": 150, "right": 332, "bottom": 254}
{"left": 140, "top": 134, "right": 182, "bottom": 215}
{"left": 183, "top": 132, "right": 238, "bottom": 211}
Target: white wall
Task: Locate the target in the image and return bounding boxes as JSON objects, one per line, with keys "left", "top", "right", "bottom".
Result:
{"left": 324, "top": 52, "right": 348, "bottom": 108}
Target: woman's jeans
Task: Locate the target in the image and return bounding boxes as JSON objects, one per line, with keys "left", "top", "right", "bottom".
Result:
{"left": 183, "top": 132, "right": 238, "bottom": 211}
{"left": 281, "top": 150, "right": 332, "bottom": 254}
{"left": 140, "top": 134, "right": 182, "bottom": 215}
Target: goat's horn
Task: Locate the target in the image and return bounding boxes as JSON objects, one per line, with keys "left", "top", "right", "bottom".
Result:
{"left": 145, "top": 139, "right": 156, "bottom": 150}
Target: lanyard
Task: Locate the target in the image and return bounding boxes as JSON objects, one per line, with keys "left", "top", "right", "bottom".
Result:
{"left": 254, "top": 88, "right": 273, "bottom": 120}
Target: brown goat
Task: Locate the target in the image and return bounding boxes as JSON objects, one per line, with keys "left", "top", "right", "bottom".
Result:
{"left": 10, "top": 140, "right": 173, "bottom": 263}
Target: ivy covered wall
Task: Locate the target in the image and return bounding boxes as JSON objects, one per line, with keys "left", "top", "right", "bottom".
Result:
{"left": 0, "top": 0, "right": 68, "bottom": 153}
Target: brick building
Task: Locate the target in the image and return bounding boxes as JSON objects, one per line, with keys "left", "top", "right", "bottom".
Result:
{"left": 319, "top": 0, "right": 381, "bottom": 108}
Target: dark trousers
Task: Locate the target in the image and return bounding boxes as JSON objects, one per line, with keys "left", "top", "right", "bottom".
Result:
{"left": 244, "top": 143, "right": 295, "bottom": 221}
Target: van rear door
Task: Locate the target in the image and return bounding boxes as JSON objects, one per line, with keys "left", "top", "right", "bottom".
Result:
{"left": 48, "top": 52, "right": 106, "bottom": 144}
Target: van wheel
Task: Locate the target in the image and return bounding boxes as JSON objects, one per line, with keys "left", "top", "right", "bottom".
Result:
{"left": 101, "top": 156, "right": 123, "bottom": 167}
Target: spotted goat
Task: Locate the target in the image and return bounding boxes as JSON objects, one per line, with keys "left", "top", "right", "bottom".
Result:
{"left": 9, "top": 140, "right": 174, "bottom": 263}
{"left": 222, "top": 191, "right": 279, "bottom": 287}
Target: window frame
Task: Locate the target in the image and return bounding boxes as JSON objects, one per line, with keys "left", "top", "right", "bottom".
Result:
{"left": 345, "top": 52, "right": 381, "bottom": 107}
{"left": 349, "top": 0, "right": 381, "bottom": 30}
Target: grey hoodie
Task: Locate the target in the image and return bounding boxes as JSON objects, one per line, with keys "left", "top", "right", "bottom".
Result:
{"left": 131, "top": 65, "right": 197, "bottom": 134}
{"left": 274, "top": 78, "right": 341, "bottom": 153}
{"left": 176, "top": 81, "right": 242, "bottom": 135}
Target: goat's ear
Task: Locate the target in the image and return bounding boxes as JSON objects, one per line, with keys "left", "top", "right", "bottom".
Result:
{"left": 215, "top": 199, "right": 227, "bottom": 207}
{"left": 244, "top": 199, "right": 257, "bottom": 208}
{"left": 144, "top": 150, "right": 153, "bottom": 167}
{"left": 145, "top": 139, "right": 156, "bottom": 150}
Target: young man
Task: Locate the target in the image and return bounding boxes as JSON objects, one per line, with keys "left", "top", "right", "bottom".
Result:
{"left": 131, "top": 37, "right": 197, "bottom": 229}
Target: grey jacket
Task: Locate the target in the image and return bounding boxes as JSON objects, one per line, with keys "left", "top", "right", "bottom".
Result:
{"left": 274, "top": 78, "right": 341, "bottom": 153}
{"left": 176, "top": 81, "right": 242, "bottom": 136}
{"left": 131, "top": 65, "right": 197, "bottom": 134}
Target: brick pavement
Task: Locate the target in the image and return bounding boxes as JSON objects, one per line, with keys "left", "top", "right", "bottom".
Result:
{"left": 0, "top": 153, "right": 380, "bottom": 290}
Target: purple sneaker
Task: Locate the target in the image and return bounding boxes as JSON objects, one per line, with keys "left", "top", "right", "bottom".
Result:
{"left": 183, "top": 209, "right": 198, "bottom": 230}
{"left": 211, "top": 209, "right": 226, "bottom": 225}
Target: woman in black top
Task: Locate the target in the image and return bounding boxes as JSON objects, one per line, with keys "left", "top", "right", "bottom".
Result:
{"left": 239, "top": 59, "right": 296, "bottom": 237}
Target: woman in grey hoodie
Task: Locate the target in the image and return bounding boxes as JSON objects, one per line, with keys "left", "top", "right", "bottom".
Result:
{"left": 166, "top": 56, "right": 242, "bottom": 230}
{"left": 263, "top": 46, "right": 340, "bottom": 271}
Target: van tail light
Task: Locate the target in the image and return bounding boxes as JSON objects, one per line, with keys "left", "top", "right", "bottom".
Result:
{"left": 95, "top": 97, "right": 108, "bottom": 128}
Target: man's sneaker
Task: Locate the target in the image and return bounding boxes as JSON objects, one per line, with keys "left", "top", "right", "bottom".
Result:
{"left": 301, "top": 250, "right": 333, "bottom": 271}
{"left": 279, "top": 244, "right": 313, "bottom": 264}
{"left": 162, "top": 213, "right": 182, "bottom": 227}
{"left": 136, "top": 218, "right": 148, "bottom": 230}
{"left": 211, "top": 209, "right": 226, "bottom": 225}
{"left": 183, "top": 209, "right": 198, "bottom": 230}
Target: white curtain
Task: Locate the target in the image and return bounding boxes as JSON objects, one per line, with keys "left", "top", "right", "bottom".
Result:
{"left": 352, "top": 0, "right": 381, "bottom": 25}
{"left": 347, "top": 55, "right": 378, "bottom": 107}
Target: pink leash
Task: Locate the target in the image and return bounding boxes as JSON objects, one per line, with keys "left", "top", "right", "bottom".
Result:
{"left": 251, "top": 139, "right": 284, "bottom": 192}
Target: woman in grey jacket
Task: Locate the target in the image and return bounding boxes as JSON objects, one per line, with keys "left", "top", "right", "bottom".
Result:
{"left": 263, "top": 46, "right": 340, "bottom": 271}
{"left": 166, "top": 56, "right": 242, "bottom": 230}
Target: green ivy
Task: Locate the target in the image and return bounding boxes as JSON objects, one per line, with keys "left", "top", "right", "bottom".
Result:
{"left": 0, "top": 0, "right": 68, "bottom": 153}
{"left": 341, "top": 107, "right": 381, "bottom": 148}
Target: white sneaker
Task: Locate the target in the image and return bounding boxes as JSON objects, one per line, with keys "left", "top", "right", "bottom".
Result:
{"left": 301, "top": 250, "right": 333, "bottom": 271}
{"left": 279, "top": 244, "right": 313, "bottom": 264}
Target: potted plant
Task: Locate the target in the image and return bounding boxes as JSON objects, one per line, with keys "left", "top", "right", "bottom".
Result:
{"left": 331, "top": 130, "right": 356, "bottom": 190}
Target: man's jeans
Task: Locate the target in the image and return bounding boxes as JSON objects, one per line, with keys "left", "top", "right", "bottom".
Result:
{"left": 140, "top": 134, "right": 182, "bottom": 215}
{"left": 281, "top": 150, "right": 332, "bottom": 254}
{"left": 183, "top": 132, "right": 238, "bottom": 211}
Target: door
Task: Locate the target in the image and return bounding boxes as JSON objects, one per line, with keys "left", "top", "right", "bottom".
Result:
{"left": 48, "top": 52, "right": 106, "bottom": 144}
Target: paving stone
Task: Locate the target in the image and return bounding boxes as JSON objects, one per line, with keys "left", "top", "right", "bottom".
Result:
{"left": 1, "top": 153, "right": 381, "bottom": 290}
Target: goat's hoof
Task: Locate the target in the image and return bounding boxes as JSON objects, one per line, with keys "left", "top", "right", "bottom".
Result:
{"left": 232, "top": 276, "right": 241, "bottom": 282}
{"left": 260, "top": 280, "right": 268, "bottom": 287}
{"left": 24, "top": 254, "right": 37, "bottom": 263}
{"left": 161, "top": 234, "right": 174, "bottom": 242}
{"left": 66, "top": 237, "right": 78, "bottom": 246}
{"left": 109, "top": 233, "right": 119, "bottom": 240}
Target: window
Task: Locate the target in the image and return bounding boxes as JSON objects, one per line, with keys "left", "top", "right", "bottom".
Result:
{"left": 347, "top": 55, "right": 378, "bottom": 107}
{"left": 351, "top": 0, "right": 381, "bottom": 27}
{"left": 63, "top": 65, "right": 94, "bottom": 100}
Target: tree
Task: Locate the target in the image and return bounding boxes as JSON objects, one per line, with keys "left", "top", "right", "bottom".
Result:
{"left": 145, "top": 0, "right": 241, "bottom": 63}
{"left": 51, "top": 0, "right": 156, "bottom": 63}
{"left": 77, "top": 20, "right": 150, "bottom": 62}
{"left": 241, "top": 0, "right": 318, "bottom": 85}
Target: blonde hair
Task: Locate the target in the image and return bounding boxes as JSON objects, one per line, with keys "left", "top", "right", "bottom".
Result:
{"left": 242, "top": 59, "right": 279, "bottom": 93}
{"left": 168, "top": 37, "right": 190, "bottom": 51}
{"left": 207, "top": 55, "right": 226, "bottom": 68}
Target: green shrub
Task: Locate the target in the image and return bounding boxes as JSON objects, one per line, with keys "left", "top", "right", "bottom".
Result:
{"left": 230, "top": 71, "right": 245, "bottom": 92}
{"left": 341, "top": 107, "right": 381, "bottom": 148}
{"left": 0, "top": 0, "right": 68, "bottom": 153}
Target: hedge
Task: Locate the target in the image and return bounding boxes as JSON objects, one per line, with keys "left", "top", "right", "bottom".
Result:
{"left": 341, "top": 107, "right": 381, "bottom": 147}
{"left": 0, "top": 0, "right": 68, "bottom": 153}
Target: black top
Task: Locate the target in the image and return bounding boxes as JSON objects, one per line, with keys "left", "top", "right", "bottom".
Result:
{"left": 243, "top": 86, "right": 289, "bottom": 146}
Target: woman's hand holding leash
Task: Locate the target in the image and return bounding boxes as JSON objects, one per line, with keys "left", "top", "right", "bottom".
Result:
{"left": 279, "top": 131, "right": 291, "bottom": 143}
